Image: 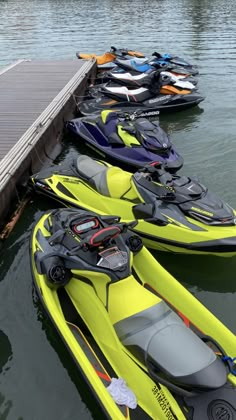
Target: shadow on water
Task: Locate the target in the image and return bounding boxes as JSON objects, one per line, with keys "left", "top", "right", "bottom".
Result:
{"left": 152, "top": 250, "right": 236, "bottom": 294}
{"left": 32, "top": 289, "right": 104, "bottom": 420}
{"left": 159, "top": 106, "right": 204, "bottom": 134}
{"left": 0, "top": 331, "right": 15, "bottom": 420}
{"left": 0, "top": 330, "right": 12, "bottom": 375}
{"left": 0, "top": 197, "right": 100, "bottom": 419}
{"left": 152, "top": 249, "right": 236, "bottom": 334}
{"left": 0, "top": 394, "right": 13, "bottom": 420}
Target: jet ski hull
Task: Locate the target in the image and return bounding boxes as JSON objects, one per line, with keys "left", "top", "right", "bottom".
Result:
{"left": 79, "top": 94, "right": 204, "bottom": 117}
{"left": 31, "top": 170, "right": 236, "bottom": 257}
{"left": 31, "top": 209, "right": 236, "bottom": 419}
{"left": 66, "top": 116, "right": 184, "bottom": 172}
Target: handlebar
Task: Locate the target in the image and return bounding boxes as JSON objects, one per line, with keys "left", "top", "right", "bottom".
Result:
{"left": 68, "top": 221, "right": 138, "bottom": 255}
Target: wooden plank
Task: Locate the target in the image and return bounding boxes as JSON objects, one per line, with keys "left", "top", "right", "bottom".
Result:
{"left": 0, "top": 59, "right": 92, "bottom": 161}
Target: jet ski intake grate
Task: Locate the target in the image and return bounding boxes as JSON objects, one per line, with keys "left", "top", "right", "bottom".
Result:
{"left": 183, "top": 384, "right": 236, "bottom": 420}
{"left": 207, "top": 400, "right": 235, "bottom": 420}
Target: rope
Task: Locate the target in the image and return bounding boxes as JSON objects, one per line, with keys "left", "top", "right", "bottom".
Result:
{"left": 32, "top": 146, "right": 46, "bottom": 165}
{"left": 222, "top": 356, "right": 236, "bottom": 375}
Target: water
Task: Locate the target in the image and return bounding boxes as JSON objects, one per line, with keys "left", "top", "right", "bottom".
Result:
{"left": 1, "top": 0, "right": 236, "bottom": 418}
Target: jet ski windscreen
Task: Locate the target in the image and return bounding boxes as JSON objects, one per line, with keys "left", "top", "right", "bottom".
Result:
{"left": 97, "top": 247, "right": 128, "bottom": 270}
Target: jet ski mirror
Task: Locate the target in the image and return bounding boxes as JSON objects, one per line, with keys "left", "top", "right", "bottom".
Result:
{"left": 124, "top": 220, "right": 138, "bottom": 229}
{"left": 100, "top": 215, "right": 120, "bottom": 224}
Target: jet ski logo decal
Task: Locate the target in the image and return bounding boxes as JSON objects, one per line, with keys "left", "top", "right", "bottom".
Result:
{"left": 191, "top": 207, "right": 214, "bottom": 217}
{"left": 149, "top": 95, "right": 171, "bottom": 104}
{"left": 139, "top": 110, "right": 160, "bottom": 118}
{"left": 152, "top": 385, "right": 178, "bottom": 419}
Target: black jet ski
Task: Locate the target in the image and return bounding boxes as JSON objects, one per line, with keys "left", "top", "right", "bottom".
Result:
{"left": 79, "top": 79, "right": 204, "bottom": 117}
{"left": 96, "top": 68, "right": 198, "bottom": 88}
{"left": 87, "top": 71, "right": 197, "bottom": 99}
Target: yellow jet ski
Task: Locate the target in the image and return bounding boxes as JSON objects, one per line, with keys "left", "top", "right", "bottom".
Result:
{"left": 31, "top": 207, "right": 236, "bottom": 419}
{"left": 31, "top": 155, "right": 236, "bottom": 257}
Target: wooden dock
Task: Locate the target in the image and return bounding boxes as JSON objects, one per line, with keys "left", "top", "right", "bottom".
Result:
{"left": 0, "top": 58, "right": 96, "bottom": 226}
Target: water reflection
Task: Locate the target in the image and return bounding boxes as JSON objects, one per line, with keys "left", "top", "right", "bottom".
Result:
{"left": 32, "top": 287, "right": 103, "bottom": 420}
{"left": 0, "top": 393, "right": 12, "bottom": 420}
{"left": 0, "top": 330, "right": 12, "bottom": 375}
{"left": 154, "top": 250, "right": 236, "bottom": 333}
{"left": 0, "top": 331, "right": 13, "bottom": 420}
{"left": 159, "top": 106, "right": 204, "bottom": 134}
{"left": 154, "top": 251, "right": 236, "bottom": 294}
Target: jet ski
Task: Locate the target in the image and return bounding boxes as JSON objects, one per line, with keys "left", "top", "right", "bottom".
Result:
{"left": 76, "top": 46, "right": 198, "bottom": 75}
{"left": 87, "top": 71, "right": 197, "bottom": 99}
{"left": 65, "top": 110, "right": 184, "bottom": 172}
{"left": 151, "top": 51, "right": 199, "bottom": 75}
{"left": 31, "top": 156, "right": 236, "bottom": 257}
{"left": 96, "top": 69, "right": 198, "bottom": 89}
{"left": 113, "top": 57, "right": 198, "bottom": 77}
{"left": 31, "top": 207, "right": 236, "bottom": 420}
{"left": 76, "top": 47, "right": 147, "bottom": 70}
{"left": 79, "top": 81, "right": 204, "bottom": 117}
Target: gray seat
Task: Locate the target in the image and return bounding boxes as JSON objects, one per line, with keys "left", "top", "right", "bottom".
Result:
{"left": 114, "top": 301, "right": 226, "bottom": 389}
{"left": 75, "top": 155, "right": 110, "bottom": 196}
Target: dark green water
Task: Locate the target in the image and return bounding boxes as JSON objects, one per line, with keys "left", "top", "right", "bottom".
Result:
{"left": 1, "top": 0, "right": 236, "bottom": 419}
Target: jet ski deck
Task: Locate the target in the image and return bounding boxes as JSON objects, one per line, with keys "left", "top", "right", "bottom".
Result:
{"left": 31, "top": 208, "right": 236, "bottom": 419}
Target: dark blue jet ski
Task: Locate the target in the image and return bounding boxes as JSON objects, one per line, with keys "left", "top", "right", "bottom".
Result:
{"left": 66, "top": 110, "right": 183, "bottom": 172}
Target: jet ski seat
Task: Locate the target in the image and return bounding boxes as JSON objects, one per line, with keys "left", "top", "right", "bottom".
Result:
{"left": 75, "top": 155, "right": 137, "bottom": 199}
{"left": 104, "top": 86, "right": 151, "bottom": 103}
{"left": 115, "top": 58, "right": 152, "bottom": 73}
{"left": 114, "top": 300, "right": 226, "bottom": 389}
